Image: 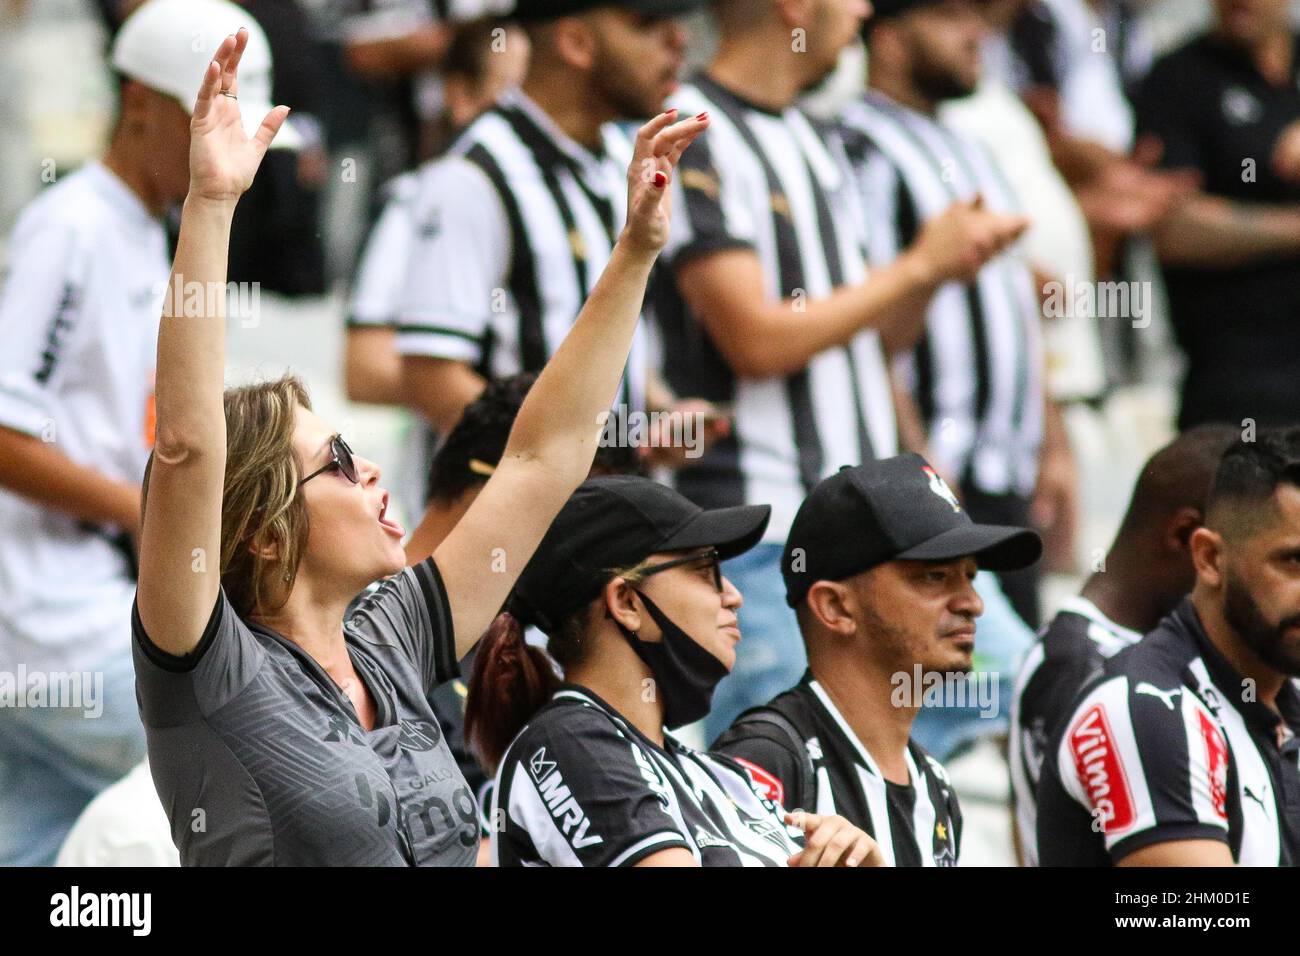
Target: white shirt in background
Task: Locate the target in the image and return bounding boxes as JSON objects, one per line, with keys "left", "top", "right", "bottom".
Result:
{"left": 56, "top": 762, "right": 178, "bottom": 867}
{"left": 0, "top": 161, "right": 167, "bottom": 675}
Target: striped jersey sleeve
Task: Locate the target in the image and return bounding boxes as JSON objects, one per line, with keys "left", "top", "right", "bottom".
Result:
{"left": 492, "top": 705, "right": 690, "bottom": 867}
{"left": 710, "top": 727, "right": 805, "bottom": 810}
{"left": 664, "top": 92, "right": 760, "bottom": 266}
{"left": 1010, "top": 614, "right": 1104, "bottom": 864}
{"left": 1049, "top": 672, "right": 1231, "bottom": 862}
{"left": 348, "top": 172, "right": 421, "bottom": 328}
{"left": 396, "top": 155, "right": 510, "bottom": 362}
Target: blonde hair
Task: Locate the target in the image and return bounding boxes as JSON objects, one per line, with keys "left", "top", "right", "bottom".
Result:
{"left": 219, "top": 375, "right": 313, "bottom": 618}
{"left": 143, "top": 374, "right": 314, "bottom": 620}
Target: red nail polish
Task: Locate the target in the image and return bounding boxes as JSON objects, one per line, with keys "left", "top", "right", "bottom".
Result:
{"left": 696, "top": 112, "right": 709, "bottom": 121}
{"left": 653, "top": 171, "right": 668, "bottom": 189}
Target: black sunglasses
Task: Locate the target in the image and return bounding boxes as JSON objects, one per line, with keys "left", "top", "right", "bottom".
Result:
{"left": 300, "top": 435, "right": 359, "bottom": 486}
{"left": 635, "top": 547, "right": 724, "bottom": 593}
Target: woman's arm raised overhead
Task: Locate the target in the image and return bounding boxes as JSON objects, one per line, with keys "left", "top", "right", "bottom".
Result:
{"left": 435, "top": 109, "right": 709, "bottom": 658}
{"left": 136, "top": 30, "right": 290, "bottom": 656}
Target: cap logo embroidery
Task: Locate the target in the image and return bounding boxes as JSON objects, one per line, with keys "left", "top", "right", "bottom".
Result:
{"left": 923, "top": 466, "right": 961, "bottom": 513}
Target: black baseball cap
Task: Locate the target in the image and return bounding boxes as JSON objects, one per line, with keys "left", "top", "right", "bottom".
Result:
{"left": 511, "top": 475, "right": 770, "bottom": 631}
{"left": 782, "top": 454, "right": 1042, "bottom": 607}
{"left": 511, "top": 0, "right": 711, "bottom": 23}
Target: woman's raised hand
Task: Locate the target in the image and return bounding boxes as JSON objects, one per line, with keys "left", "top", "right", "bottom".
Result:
{"left": 621, "top": 109, "right": 710, "bottom": 257}
{"left": 188, "top": 28, "right": 289, "bottom": 206}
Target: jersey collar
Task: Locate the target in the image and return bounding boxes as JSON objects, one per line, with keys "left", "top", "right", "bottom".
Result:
{"left": 551, "top": 683, "right": 686, "bottom": 755}
{"left": 1058, "top": 595, "right": 1144, "bottom": 647}
{"left": 1172, "top": 597, "right": 1300, "bottom": 742}
{"left": 503, "top": 89, "right": 612, "bottom": 178}
{"left": 805, "top": 675, "right": 920, "bottom": 786}
{"left": 82, "top": 160, "right": 158, "bottom": 231}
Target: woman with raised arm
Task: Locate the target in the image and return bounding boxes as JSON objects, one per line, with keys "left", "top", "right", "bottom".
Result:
{"left": 133, "top": 28, "right": 706, "bottom": 866}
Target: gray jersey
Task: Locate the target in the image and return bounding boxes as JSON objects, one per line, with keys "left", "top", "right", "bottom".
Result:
{"left": 132, "top": 558, "right": 478, "bottom": 866}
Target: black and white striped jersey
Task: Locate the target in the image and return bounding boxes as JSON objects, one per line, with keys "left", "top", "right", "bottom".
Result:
{"left": 345, "top": 170, "right": 438, "bottom": 521}
{"left": 838, "top": 92, "right": 1044, "bottom": 499}
{"left": 712, "top": 673, "right": 963, "bottom": 867}
{"left": 1036, "top": 597, "right": 1300, "bottom": 865}
{"left": 1010, "top": 597, "right": 1143, "bottom": 866}
{"left": 348, "top": 171, "right": 421, "bottom": 330}
{"left": 397, "top": 89, "right": 646, "bottom": 411}
{"left": 654, "top": 75, "right": 898, "bottom": 542}
{"left": 490, "top": 685, "right": 803, "bottom": 867}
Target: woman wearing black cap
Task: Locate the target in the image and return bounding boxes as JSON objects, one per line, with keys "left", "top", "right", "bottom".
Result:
{"left": 465, "top": 476, "right": 884, "bottom": 867}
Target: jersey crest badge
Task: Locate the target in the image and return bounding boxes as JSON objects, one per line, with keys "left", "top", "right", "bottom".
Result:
{"left": 923, "top": 466, "right": 961, "bottom": 513}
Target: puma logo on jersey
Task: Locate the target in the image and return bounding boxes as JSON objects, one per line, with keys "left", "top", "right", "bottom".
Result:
{"left": 528, "top": 747, "right": 603, "bottom": 849}
{"left": 1135, "top": 682, "right": 1182, "bottom": 711}
{"left": 1243, "top": 783, "right": 1270, "bottom": 812}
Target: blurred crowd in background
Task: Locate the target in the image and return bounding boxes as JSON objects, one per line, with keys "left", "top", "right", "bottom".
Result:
{"left": 3, "top": 0, "right": 1300, "bottom": 867}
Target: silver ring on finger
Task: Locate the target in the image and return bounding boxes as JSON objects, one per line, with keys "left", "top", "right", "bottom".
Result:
{"left": 218, "top": 90, "right": 238, "bottom": 99}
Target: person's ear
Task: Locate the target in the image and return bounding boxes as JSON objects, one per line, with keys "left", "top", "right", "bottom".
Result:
{"left": 442, "top": 74, "right": 476, "bottom": 130}
{"left": 603, "top": 576, "right": 645, "bottom": 636}
{"left": 117, "top": 79, "right": 150, "bottom": 132}
{"left": 774, "top": 0, "right": 813, "bottom": 30}
{"left": 247, "top": 529, "right": 281, "bottom": 563}
{"left": 805, "top": 580, "right": 858, "bottom": 637}
{"left": 1164, "top": 506, "right": 1204, "bottom": 555}
{"left": 551, "top": 16, "right": 597, "bottom": 72}
{"left": 1188, "top": 526, "right": 1225, "bottom": 589}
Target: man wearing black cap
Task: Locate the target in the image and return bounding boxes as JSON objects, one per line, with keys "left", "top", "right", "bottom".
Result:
{"left": 655, "top": 0, "right": 1029, "bottom": 746}
{"left": 468, "top": 475, "right": 885, "bottom": 866}
{"left": 838, "top": 0, "right": 1066, "bottom": 629}
{"left": 397, "top": 0, "right": 714, "bottom": 436}
{"left": 712, "top": 453, "right": 1041, "bottom": 866}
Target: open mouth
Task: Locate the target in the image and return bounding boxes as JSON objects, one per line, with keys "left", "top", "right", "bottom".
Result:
{"left": 377, "top": 491, "right": 406, "bottom": 539}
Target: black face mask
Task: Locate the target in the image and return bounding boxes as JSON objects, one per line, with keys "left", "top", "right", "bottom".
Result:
{"left": 616, "top": 590, "right": 730, "bottom": 730}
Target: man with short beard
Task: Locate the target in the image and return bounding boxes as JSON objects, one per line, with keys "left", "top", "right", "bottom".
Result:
{"left": 657, "top": 0, "right": 1029, "bottom": 742}
{"left": 397, "top": 0, "right": 717, "bottom": 437}
{"left": 839, "top": 0, "right": 1069, "bottom": 629}
{"left": 712, "top": 453, "right": 1041, "bottom": 866}
{"left": 1037, "top": 427, "right": 1300, "bottom": 866}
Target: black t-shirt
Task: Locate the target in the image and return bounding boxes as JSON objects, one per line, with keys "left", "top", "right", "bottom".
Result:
{"left": 1036, "top": 598, "right": 1300, "bottom": 865}
{"left": 490, "top": 685, "right": 804, "bottom": 867}
{"left": 712, "top": 673, "right": 963, "bottom": 867}
{"left": 1133, "top": 33, "right": 1300, "bottom": 429}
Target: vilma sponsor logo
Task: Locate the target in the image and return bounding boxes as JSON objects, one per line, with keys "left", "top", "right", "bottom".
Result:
{"left": 1069, "top": 703, "right": 1136, "bottom": 833}
{"left": 49, "top": 886, "right": 151, "bottom": 937}
{"left": 596, "top": 405, "right": 708, "bottom": 459}
{"left": 889, "top": 665, "right": 999, "bottom": 719}
{"left": 528, "top": 747, "right": 603, "bottom": 849}
{"left": 0, "top": 665, "right": 103, "bottom": 718}
{"left": 1196, "top": 710, "right": 1230, "bottom": 821}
